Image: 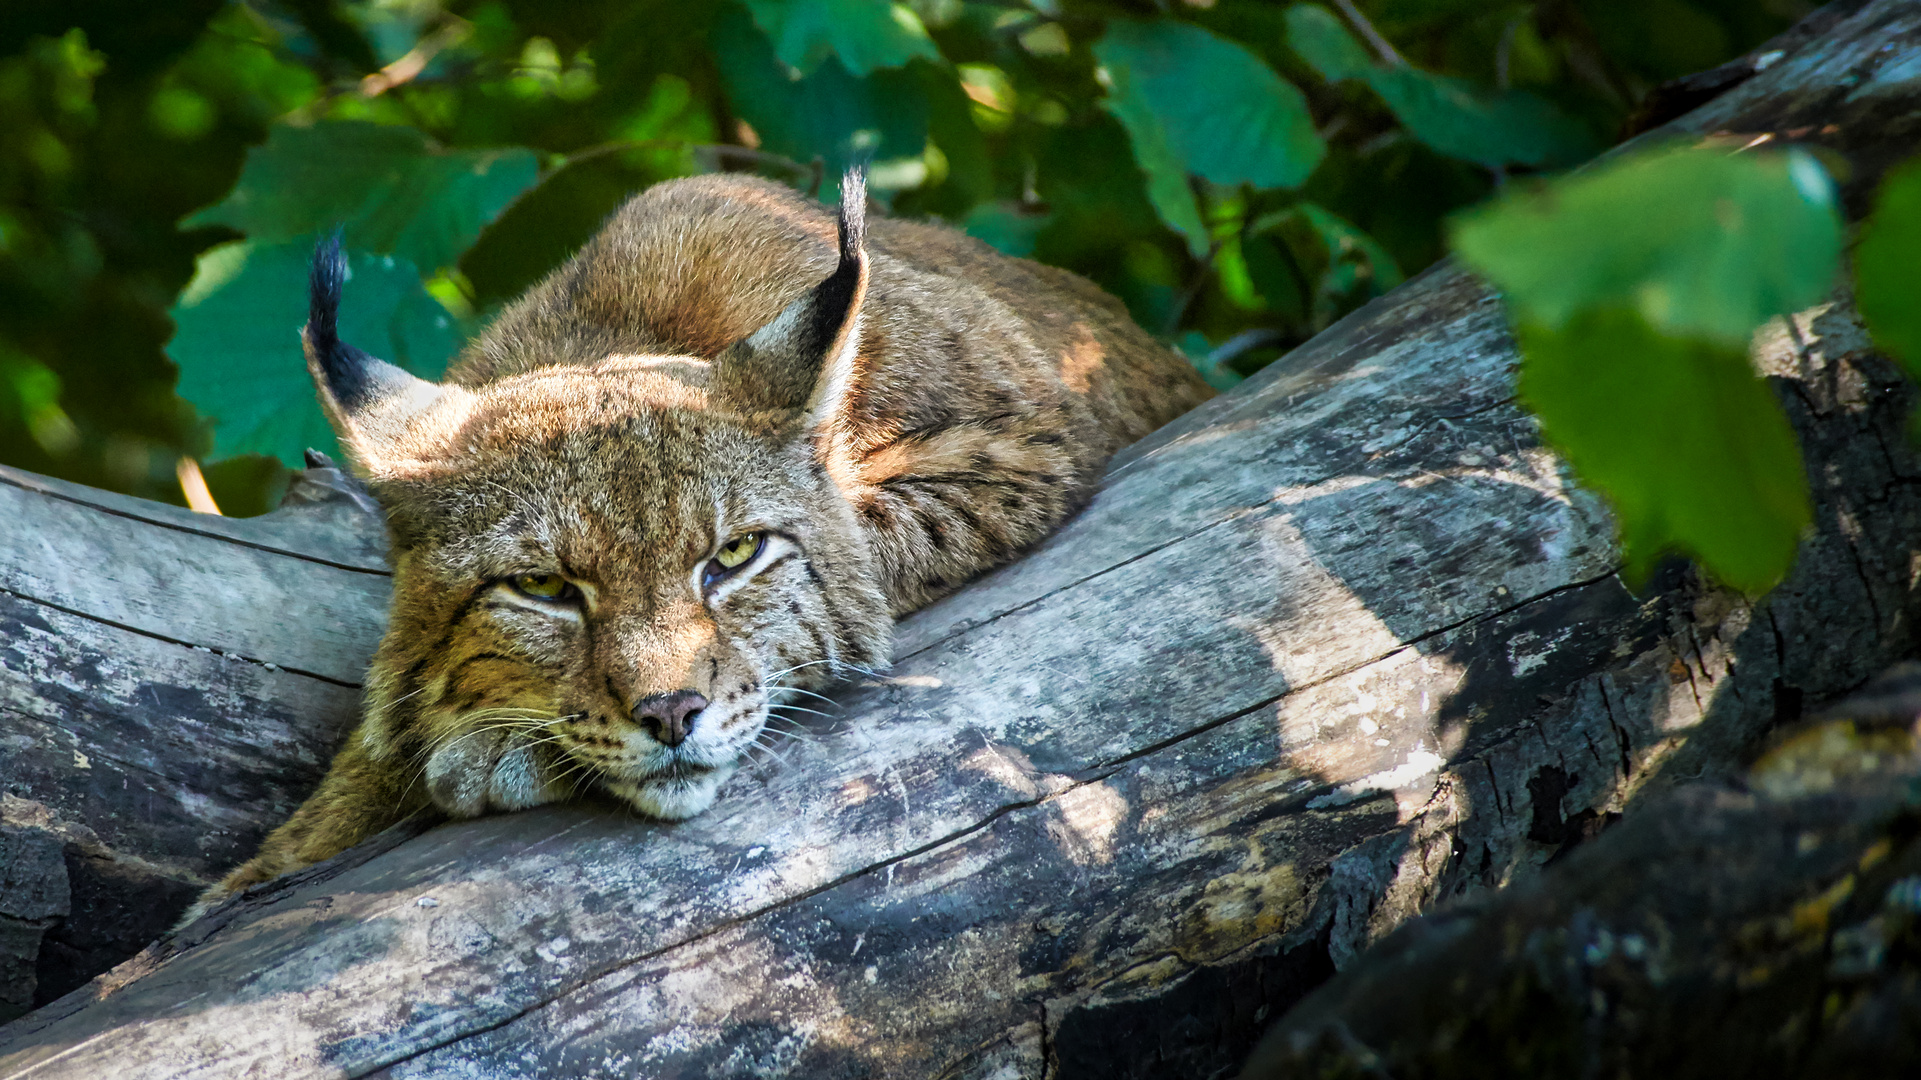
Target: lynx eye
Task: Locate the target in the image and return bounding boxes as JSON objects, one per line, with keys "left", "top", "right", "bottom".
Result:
{"left": 703, "top": 532, "right": 766, "bottom": 589}
{"left": 510, "top": 572, "right": 572, "bottom": 600}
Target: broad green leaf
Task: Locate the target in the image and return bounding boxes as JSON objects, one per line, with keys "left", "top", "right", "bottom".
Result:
{"left": 1367, "top": 68, "right": 1594, "bottom": 168}
{"left": 184, "top": 122, "right": 539, "bottom": 272}
{"left": 1095, "top": 20, "right": 1323, "bottom": 253}
{"left": 1285, "top": 4, "right": 1592, "bottom": 168}
{"left": 1452, "top": 146, "right": 1842, "bottom": 345}
{"left": 1518, "top": 308, "right": 1809, "bottom": 593}
{"left": 1284, "top": 4, "right": 1373, "bottom": 82}
{"left": 169, "top": 238, "right": 460, "bottom": 465}
{"left": 713, "top": 5, "right": 930, "bottom": 183}
{"left": 743, "top": 0, "right": 940, "bottom": 76}
{"left": 1095, "top": 66, "right": 1207, "bottom": 255}
{"left": 1854, "top": 156, "right": 1921, "bottom": 382}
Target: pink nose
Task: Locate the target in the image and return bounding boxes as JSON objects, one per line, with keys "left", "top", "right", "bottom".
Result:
{"left": 632, "top": 690, "right": 708, "bottom": 747}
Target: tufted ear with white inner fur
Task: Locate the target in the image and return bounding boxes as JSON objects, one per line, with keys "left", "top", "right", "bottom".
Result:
{"left": 303, "top": 233, "right": 469, "bottom": 477}
{"left": 710, "top": 166, "right": 869, "bottom": 436}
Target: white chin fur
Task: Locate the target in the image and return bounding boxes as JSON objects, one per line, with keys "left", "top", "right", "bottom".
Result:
{"left": 607, "top": 762, "right": 736, "bottom": 821}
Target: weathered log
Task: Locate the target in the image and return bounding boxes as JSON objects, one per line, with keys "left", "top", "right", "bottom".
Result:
{"left": 0, "top": 459, "right": 388, "bottom": 1018}
{"left": 4, "top": 3, "right": 1921, "bottom": 1074}
{"left": 1241, "top": 662, "right": 1921, "bottom": 1080}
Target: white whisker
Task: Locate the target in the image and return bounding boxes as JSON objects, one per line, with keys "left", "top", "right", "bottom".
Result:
{"left": 774, "top": 686, "right": 841, "bottom": 708}
{"left": 766, "top": 703, "right": 835, "bottom": 720}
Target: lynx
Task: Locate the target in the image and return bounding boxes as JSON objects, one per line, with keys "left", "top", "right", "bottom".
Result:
{"left": 186, "top": 169, "right": 1211, "bottom": 920}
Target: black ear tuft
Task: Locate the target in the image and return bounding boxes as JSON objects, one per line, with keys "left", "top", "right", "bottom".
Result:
{"left": 304, "top": 231, "right": 419, "bottom": 412}
{"left": 836, "top": 166, "right": 866, "bottom": 272}
{"left": 711, "top": 166, "right": 872, "bottom": 421}
{"left": 792, "top": 165, "right": 867, "bottom": 366}
{"left": 308, "top": 229, "right": 346, "bottom": 361}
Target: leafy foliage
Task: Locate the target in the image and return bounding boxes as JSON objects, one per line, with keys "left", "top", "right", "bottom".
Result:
{"left": 171, "top": 240, "right": 459, "bottom": 462}
{"left": 1094, "top": 20, "right": 1322, "bottom": 254}
{"left": 184, "top": 121, "right": 539, "bottom": 272}
{"left": 1286, "top": 5, "right": 1594, "bottom": 169}
{"left": 742, "top": 0, "right": 939, "bottom": 77}
{"left": 1454, "top": 146, "right": 1842, "bottom": 343}
{"left": 0, "top": 0, "right": 1802, "bottom": 523}
{"left": 1513, "top": 310, "right": 1809, "bottom": 593}
{"left": 1453, "top": 146, "right": 1842, "bottom": 591}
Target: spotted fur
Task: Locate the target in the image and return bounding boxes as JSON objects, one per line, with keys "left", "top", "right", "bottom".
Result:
{"left": 187, "top": 170, "right": 1211, "bottom": 920}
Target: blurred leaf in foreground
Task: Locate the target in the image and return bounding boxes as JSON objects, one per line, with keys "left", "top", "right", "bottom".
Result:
{"left": 743, "top": 0, "right": 940, "bottom": 76}
{"left": 1516, "top": 309, "right": 1809, "bottom": 592}
{"left": 1094, "top": 20, "right": 1323, "bottom": 255}
{"left": 169, "top": 239, "right": 459, "bottom": 465}
{"left": 1854, "top": 156, "right": 1921, "bottom": 382}
{"left": 1453, "top": 146, "right": 1842, "bottom": 591}
{"left": 184, "top": 122, "right": 540, "bottom": 273}
{"left": 1453, "top": 145, "right": 1842, "bottom": 343}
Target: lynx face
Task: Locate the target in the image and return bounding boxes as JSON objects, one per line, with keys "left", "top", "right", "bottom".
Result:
{"left": 309, "top": 176, "right": 887, "bottom": 822}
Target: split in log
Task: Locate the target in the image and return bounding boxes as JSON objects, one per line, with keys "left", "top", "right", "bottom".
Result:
{"left": 5, "top": 2, "right": 1921, "bottom": 1075}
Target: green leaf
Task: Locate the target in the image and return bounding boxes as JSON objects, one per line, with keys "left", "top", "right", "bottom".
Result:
{"left": 1285, "top": 5, "right": 1592, "bottom": 169}
{"left": 1094, "top": 20, "right": 1324, "bottom": 254}
{"left": 1097, "top": 76, "right": 1207, "bottom": 256}
{"left": 1517, "top": 308, "right": 1809, "bottom": 593}
{"left": 1855, "top": 155, "right": 1921, "bottom": 382}
{"left": 1284, "top": 4, "right": 1374, "bottom": 82}
{"left": 743, "top": 0, "right": 940, "bottom": 76}
{"left": 183, "top": 122, "right": 539, "bottom": 272}
{"left": 1452, "top": 145, "right": 1842, "bottom": 345}
{"left": 1366, "top": 68, "right": 1594, "bottom": 168}
{"left": 169, "top": 238, "right": 460, "bottom": 466}
{"left": 713, "top": 5, "right": 930, "bottom": 183}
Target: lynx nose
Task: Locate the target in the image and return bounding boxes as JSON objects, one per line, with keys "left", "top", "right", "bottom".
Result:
{"left": 633, "top": 690, "right": 707, "bottom": 748}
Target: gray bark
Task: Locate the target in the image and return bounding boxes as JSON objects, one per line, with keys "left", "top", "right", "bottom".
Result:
{"left": 0, "top": 462, "right": 387, "bottom": 1016}
{"left": 5, "top": 2, "right": 1921, "bottom": 1074}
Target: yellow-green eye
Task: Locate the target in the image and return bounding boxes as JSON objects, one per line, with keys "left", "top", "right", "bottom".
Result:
{"left": 715, "top": 532, "right": 763, "bottom": 570}
{"left": 512, "top": 572, "right": 569, "bottom": 599}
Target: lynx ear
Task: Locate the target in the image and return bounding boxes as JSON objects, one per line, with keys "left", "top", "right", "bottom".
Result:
{"left": 304, "top": 234, "right": 462, "bottom": 475}
{"left": 712, "top": 167, "right": 869, "bottom": 431}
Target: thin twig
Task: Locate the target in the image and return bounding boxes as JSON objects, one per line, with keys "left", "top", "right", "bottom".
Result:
{"left": 1332, "top": 0, "right": 1407, "bottom": 68}
{"left": 1495, "top": 15, "right": 1523, "bottom": 91}
{"left": 361, "top": 18, "right": 473, "bottom": 97}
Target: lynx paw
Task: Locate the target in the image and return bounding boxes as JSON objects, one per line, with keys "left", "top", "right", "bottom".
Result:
{"left": 424, "top": 729, "right": 566, "bottom": 817}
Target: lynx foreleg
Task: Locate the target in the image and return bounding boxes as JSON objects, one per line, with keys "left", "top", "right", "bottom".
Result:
{"left": 177, "top": 732, "right": 426, "bottom": 928}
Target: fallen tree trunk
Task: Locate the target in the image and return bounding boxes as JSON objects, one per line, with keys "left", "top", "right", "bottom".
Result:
{"left": 4, "top": 2, "right": 1921, "bottom": 1074}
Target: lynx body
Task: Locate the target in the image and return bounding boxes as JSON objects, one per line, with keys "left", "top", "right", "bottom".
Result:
{"left": 190, "top": 171, "right": 1210, "bottom": 919}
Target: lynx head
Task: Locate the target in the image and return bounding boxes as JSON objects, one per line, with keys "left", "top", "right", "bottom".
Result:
{"left": 306, "top": 171, "right": 889, "bottom": 821}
